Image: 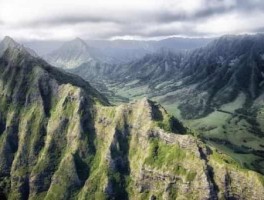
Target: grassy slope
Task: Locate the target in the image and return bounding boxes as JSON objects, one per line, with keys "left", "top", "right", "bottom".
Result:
{"left": 0, "top": 49, "right": 264, "bottom": 199}
{"left": 103, "top": 77, "right": 264, "bottom": 175}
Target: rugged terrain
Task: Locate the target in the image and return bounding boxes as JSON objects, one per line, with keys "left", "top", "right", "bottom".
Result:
{"left": 69, "top": 34, "right": 264, "bottom": 175}
{"left": 71, "top": 35, "right": 264, "bottom": 114}
{"left": 0, "top": 37, "right": 264, "bottom": 200}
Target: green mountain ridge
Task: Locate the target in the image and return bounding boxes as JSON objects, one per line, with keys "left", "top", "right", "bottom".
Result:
{"left": 70, "top": 34, "right": 264, "bottom": 175}
{"left": 0, "top": 38, "right": 264, "bottom": 200}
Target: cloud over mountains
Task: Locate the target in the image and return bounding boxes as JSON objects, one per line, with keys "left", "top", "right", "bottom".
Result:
{"left": 0, "top": 0, "right": 264, "bottom": 40}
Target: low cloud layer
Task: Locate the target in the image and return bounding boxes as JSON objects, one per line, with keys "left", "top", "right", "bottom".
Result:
{"left": 0, "top": 0, "right": 264, "bottom": 40}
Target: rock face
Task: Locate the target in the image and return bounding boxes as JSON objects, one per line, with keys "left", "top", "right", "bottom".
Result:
{"left": 0, "top": 38, "right": 264, "bottom": 200}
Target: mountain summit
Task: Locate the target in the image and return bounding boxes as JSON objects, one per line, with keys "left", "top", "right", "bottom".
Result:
{"left": 44, "top": 37, "right": 96, "bottom": 69}
{"left": 0, "top": 36, "right": 38, "bottom": 58}
{"left": 0, "top": 36, "right": 25, "bottom": 56}
{"left": 0, "top": 38, "right": 263, "bottom": 199}
{"left": 1, "top": 36, "right": 18, "bottom": 46}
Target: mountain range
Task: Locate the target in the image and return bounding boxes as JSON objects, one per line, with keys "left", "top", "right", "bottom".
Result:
{"left": 23, "top": 37, "right": 212, "bottom": 68}
{"left": 0, "top": 37, "right": 264, "bottom": 199}
{"left": 56, "top": 34, "right": 264, "bottom": 175}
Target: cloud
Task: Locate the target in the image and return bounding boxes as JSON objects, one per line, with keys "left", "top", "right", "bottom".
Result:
{"left": 27, "top": 16, "right": 120, "bottom": 27}
{"left": 0, "top": 0, "right": 264, "bottom": 40}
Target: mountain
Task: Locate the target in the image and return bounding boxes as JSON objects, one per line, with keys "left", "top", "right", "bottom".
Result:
{"left": 70, "top": 34, "right": 264, "bottom": 118}
{"left": 69, "top": 50, "right": 184, "bottom": 102}
{"left": 26, "top": 37, "right": 212, "bottom": 66}
{"left": 84, "top": 37, "right": 213, "bottom": 64}
{"left": 0, "top": 36, "right": 38, "bottom": 58}
{"left": 44, "top": 38, "right": 97, "bottom": 69}
{"left": 70, "top": 34, "right": 264, "bottom": 174}
{"left": 152, "top": 37, "right": 214, "bottom": 52}
{"left": 111, "top": 34, "right": 264, "bottom": 115}
{"left": 176, "top": 34, "right": 264, "bottom": 115}
{"left": 0, "top": 36, "right": 21, "bottom": 56}
{"left": 0, "top": 37, "right": 264, "bottom": 199}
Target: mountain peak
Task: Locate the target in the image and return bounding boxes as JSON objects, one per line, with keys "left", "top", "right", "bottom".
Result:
{"left": 2, "top": 35, "right": 16, "bottom": 43}
{"left": 0, "top": 36, "right": 26, "bottom": 57}
{"left": 59, "top": 37, "right": 89, "bottom": 50}
{"left": 0, "top": 36, "right": 39, "bottom": 59}
{"left": 45, "top": 37, "right": 95, "bottom": 69}
{"left": 1, "top": 36, "right": 21, "bottom": 48}
{"left": 74, "top": 37, "right": 85, "bottom": 42}
{"left": 68, "top": 37, "right": 87, "bottom": 46}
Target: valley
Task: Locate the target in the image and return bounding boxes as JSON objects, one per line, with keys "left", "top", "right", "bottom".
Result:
{"left": 0, "top": 37, "right": 263, "bottom": 199}
{"left": 1, "top": 0, "right": 264, "bottom": 199}
{"left": 63, "top": 34, "right": 264, "bottom": 175}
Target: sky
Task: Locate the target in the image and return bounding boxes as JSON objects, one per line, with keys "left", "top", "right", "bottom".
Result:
{"left": 0, "top": 0, "right": 264, "bottom": 41}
